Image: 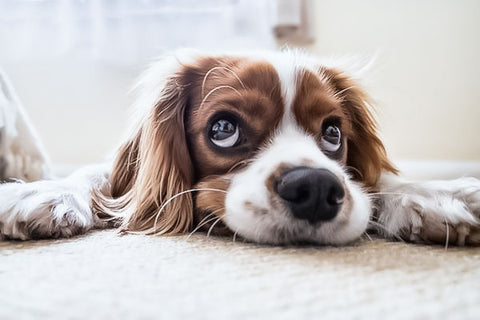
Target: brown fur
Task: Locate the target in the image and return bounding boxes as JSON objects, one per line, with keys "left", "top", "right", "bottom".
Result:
{"left": 92, "top": 71, "right": 194, "bottom": 235}
{"left": 321, "top": 67, "right": 398, "bottom": 187}
{"left": 185, "top": 59, "right": 284, "bottom": 232}
{"left": 265, "top": 162, "right": 291, "bottom": 194}
{"left": 293, "top": 70, "right": 353, "bottom": 164}
{"left": 186, "top": 60, "right": 284, "bottom": 177}
{"left": 93, "top": 57, "right": 285, "bottom": 235}
{"left": 193, "top": 176, "right": 232, "bottom": 236}
{"left": 92, "top": 54, "right": 397, "bottom": 237}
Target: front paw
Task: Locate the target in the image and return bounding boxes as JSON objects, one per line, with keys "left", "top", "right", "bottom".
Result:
{"left": 0, "top": 181, "right": 94, "bottom": 240}
{"left": 376, "top": 177, "right": 480, "bottom": 246}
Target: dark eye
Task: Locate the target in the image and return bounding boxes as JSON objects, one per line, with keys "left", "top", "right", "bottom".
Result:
{"left": 321, "top": 125, "right": 341, "bottom": 152}
{"left": 210, "top": 119, "right": 240, "bottom": 148}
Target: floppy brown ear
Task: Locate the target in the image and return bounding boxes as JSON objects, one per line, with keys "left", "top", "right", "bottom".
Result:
{"left": 324, "top": 68, "right": 398, "bottom": 188}
{"left": 93, "top": 71, "right": 194, "bottom": 235}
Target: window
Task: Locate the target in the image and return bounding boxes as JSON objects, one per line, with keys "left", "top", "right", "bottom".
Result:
{"left": 0, "top": 0, "right": 277, "bottom": 66}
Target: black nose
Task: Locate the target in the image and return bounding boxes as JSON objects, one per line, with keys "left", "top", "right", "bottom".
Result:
{"left": 274, "top": 167, "right": 345, "bottom": 224}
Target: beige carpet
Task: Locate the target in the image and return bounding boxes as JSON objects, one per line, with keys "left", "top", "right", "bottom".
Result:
{"left": 1, "top": 230, "right": 479, "bottom": 320}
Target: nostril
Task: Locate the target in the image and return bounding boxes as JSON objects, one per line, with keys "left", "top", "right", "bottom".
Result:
{"left": 326, "top": 184, "right": 345, "bottom": 206}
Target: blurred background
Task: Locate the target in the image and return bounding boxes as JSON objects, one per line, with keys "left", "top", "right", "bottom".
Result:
{"left": 1, "top": 0, "right": 479, "bottom": 168}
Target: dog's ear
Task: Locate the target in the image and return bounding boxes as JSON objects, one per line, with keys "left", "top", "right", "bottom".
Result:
{"left": 324, "top": 68, "right": 398, "bottom": 188}
{"left": 93, "top": 68, "right": 194, "bottom": 235}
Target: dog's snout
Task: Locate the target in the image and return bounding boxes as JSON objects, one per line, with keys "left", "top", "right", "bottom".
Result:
{"left": 274, "top": 167, "right": 345, "bottom": 223}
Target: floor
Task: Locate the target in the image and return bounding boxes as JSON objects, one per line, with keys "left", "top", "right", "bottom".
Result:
{"left": 1, "top": 230, "right": 479, "bottom": 320}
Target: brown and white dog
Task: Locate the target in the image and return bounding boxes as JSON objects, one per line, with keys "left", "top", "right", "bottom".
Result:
{"left": 1, "top": 50, "right": 479, "bottom": 245}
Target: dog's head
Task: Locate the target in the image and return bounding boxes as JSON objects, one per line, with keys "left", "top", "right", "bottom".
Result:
{"left": 95, "top": 50, "right": 397, "bottom": 245}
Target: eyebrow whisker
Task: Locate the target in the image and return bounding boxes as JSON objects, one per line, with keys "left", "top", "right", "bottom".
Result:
{"left": 202, "top": 66, "right": 246, "bottom": 97}
{"left": 199, "top": 85, "right": 243, "bottom": 111}
{"left": 227, "top": 159, "right": 254, "bottom": 173}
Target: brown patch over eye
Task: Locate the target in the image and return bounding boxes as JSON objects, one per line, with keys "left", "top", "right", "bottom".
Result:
{"left": 185, "top": 59, "right": 284, "bottom": 179}
{"left": 292, "top": 70, "right": 352, "bottom": 162}
{"left": 321, "top": 67, "right": 398, "bottom": 187}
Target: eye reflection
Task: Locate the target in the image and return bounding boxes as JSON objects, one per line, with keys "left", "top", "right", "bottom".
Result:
{"left": 210, "top": 119, "right": 239, "bottom": 148}
{"left": 321, "top": 125, "right": 341, "bottom": 152}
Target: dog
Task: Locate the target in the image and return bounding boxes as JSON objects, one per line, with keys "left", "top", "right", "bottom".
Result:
{"left": 1, "top": 50, "right": 479, "bottom": 245}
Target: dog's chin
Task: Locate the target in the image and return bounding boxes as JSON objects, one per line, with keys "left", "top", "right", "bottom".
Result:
{"left": 222, "top": 180, "right": 371, "bottom": 246}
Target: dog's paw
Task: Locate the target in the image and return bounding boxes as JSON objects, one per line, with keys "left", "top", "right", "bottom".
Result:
{"left": 0, "top": 180, "right": 96, "bottom": 240}
{"left": 376, "top": 177, "right": 480, "bottom": 246}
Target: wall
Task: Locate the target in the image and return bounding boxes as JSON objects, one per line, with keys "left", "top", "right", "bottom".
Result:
{"left": 302, "top": 0, "right": 480, "bottom": 160}
{"left": 4, "top": 59, "right": 137, "bottom": 165}
{"left": 4, "top": 0, "right": 480, "bottom": 165}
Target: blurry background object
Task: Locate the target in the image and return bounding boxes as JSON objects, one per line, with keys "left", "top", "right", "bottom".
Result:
{"left": 0, "top": 69, "right": 50, "bottom": 181}
{"left": 0, "top": 0, "right": 479, "bottom": 170}
{"left": 0, "top": 0, "right": 277, "bottom": 168}
{"left": 272, "top": 0, "right": 313, "bottom": 45}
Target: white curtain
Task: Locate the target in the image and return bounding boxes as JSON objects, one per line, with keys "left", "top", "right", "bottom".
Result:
{"left": 0, "top": 0, "right": 313, "bottom": 165}
{"left": 0, "top": 0, "right": 279, "bottom": 66}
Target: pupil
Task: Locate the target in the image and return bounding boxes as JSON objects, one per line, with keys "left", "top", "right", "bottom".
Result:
{"left": 212, "top": 120, "right": 235, "bottom": 140}
{"left": 324, "top": 125, "right": 341, "bottom": 145}
{"left": 326, "top": 126, "right": 339, "bottom": 137}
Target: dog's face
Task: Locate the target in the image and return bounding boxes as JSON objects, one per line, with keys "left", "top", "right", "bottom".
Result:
{"left": 95, "top": 51, "right": 396, "bottom": 245}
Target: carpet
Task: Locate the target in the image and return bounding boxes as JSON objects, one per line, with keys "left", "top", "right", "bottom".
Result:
{"left": 2, "top": 161, "right": 480, "bottom": 319}
{"left": 1, "top": 230, "right": 479, "bottom": 320}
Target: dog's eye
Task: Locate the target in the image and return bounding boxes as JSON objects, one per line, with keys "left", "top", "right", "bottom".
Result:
{"left": 321, "top": 125, "right": 341, "bottom": 152}
{"left": 210, "top": 119, "right": 239, "bottom": 148}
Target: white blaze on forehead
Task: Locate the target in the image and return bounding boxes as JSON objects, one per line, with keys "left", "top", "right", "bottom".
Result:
{"left": 261, "top": 50, "right": 320, "bottom": 130}
{"left": 265, "top": 55, "right": 297, "bottom": 118}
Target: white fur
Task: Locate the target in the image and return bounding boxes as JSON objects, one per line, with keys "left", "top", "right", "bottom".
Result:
{"left": 0, "top": 164, "right": 110, "bottom": 240}
{"left": 222, "top": 51, "right": 372, "bottom": 245}
{"left": 1, "top": 50, "right": 479, "bottom": 245}
{"left": 374, "top": 173, "right": 480, "bottom": 245}
{"left": 224, "top": 125, "right": 371, "bottom": 245}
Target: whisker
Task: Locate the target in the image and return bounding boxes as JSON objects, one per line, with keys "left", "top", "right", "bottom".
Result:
{"left": 363, "top": 231, "right": 373, "bottom": 241}
{"left": 232, "top": 228, "right": 239, "bottom": 242}
{"left": 368, "top": 192, "right": 412, "bottom": 196}
{"left": 367, "top": 220, "right": 405, "bottom": 242}
{"left": 443, "top": 214, "right": 450, "bottom": 251}
{"left": 201, "top": 66, "right": 246, "bottom": 97}
{"left": 207, "top": 216, "right": 224, "bottom": 238}
{"left": 199, "top": 85, "right": 242, "bottom": 111}
{"left": 227, "top": 159, "right": 254, "bottom": 173}
{"left": 187, "top": 215, "right": 219, "bottom": 240}
{"left": 188, "top": 212, "right": 217, "bottom": 232}
{"left": 153, "top": 188, "right": 227, "bottom": 233}
{"left": 187, "top": 208, "right": 226, "bottom": 240}
{"left": 345, "top": 166, "right": 363, "bottom": 179}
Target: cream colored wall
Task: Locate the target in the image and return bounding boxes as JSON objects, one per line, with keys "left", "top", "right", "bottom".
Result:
{"left": 4, "top": 59, "right": 136, "bottom": 165}
{"left": 6, "top": 1, "right": 480, "bottom": 165}
{"left": 302, "top": 0, "right": 480, "bottom": 160}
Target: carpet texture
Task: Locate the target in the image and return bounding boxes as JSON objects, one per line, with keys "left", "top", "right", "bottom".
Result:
{"left": 1, "top": 230, "right": 479, "bottom": 319}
